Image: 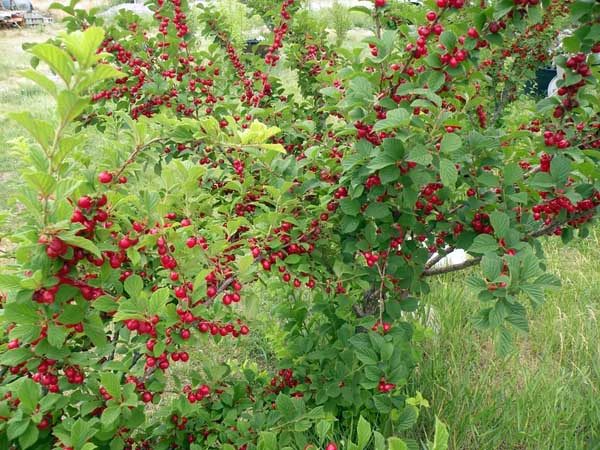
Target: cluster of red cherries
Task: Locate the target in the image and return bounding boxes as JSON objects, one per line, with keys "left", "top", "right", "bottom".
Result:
{"left": 264, "top": 0, "right": 295, "bottom": 66}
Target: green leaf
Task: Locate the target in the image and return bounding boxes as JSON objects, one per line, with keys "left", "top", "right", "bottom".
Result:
{"left": 406, "top": 147, "right": 432, "bottom": 166}
{"left": 439, "top": 159, "right": 458, "bottom": 187}
{"left": 430, "top": 417, "right": 449, "bottom": 450}
{"left": 316, "top": 420, "right": 332, "bottom": 441}
{"left": 357, "top": 416, "right": 372, "bottom": 450}
{"left": 340, "top": 198, "right": 361, "bottom": 216}
{"left": 8, "top": 112, "right": 54, "bottom": 152}
{"left": 9, "top": 324, "right": 41, "bottom": 343}
{"left": 506, "top": 302, "right": 529, "bottom": 333}
{"left": 368, "top": 153, "right": 397, "bottom": 171}
{"left": 71, "top": 418, "right": 98, "bottom": 450}
{"left": 257, "top": 431, "right": 278, "bottom": 450}
{"left": 100, "top": 372, "right": 121, "bottom": 400}
{"left": 57, "top": 91, "right": 89, "bottom": 123}
{"left": 58, "top": 233, "right": 101, "bottom": 258}
{"left": 124, "top": 275, "right": 144, "bottom": 297}
{"left": 240, "top": 121, "right": 281, "bottom": 145}
{"left": 374, "top": 108, "right": 410, "bottom": 132}
{"left": 20, "top": 68, "right": 58, "bottom": 98}
{"left": 62, "top": 26, "right": 105, "bottom": 68}
{"left": 495, "top": 326, "right": 514, "bottom": 356}
{"left": 365, "top": 203, "right": 390, "bottom": 219}
{"left": 440, "top": 31, "right": 457, "bottom": 50}
{"left": 481, "top": 254, "right": 503, "bottom": 281}
{"left": 349, "top": 5, "right": 371, "bottom": 14}
{"left": 469, "top": 234, "right": 498, "bottom": 254}
{"left": 388, "top": 437, "right": 408, "bottom": 450}
{"left": 30, "top": 43, "right": 75, "bottom": 86}
{"left": 395, "top": 405, "right": 418, "bottom": 431}
{"left": 349, "top": 76, "right": 374, "bottom": 97}
{"left": 275, "top": 394, "right": 296, "bottom": 420}
{"left": 18, "top": 422, "right": 39, "bottom": 449}
{"left": 341, "top": 215, "right": 360, "bottom": 233}
{"left": 503, "top": 163, "right": 522, "bottom": 185}
{"left": 23, "top": 172, "right": 55, "bottom": 196}
{"left": 0, "top": 274, "right": 22, "bottom": 291}
{"left": 84, "top": 313, "right": 108, "bottom": 348}
{"left": 550, "top": 154, "right": 571, "bottom": 184}
{"left": 100, "top": 405, "right": 121, "bottom": 426}
{"left": 47, "top": 323, "right": 67, "bottom": 348}
{"left": 440, "top": 134, "right": 462, "bottom": 153}
{"left": 7, "top": 418, "right": 30, "bottom": 440}
{"left": 0, "top": 348, "right": 32, "bottom": 366}
{"left": 18, "top": 378, "right": 41, "bottom": 414}
{"left": 80, "top": 64, "right": 125, "bottom": 92}
{"left": 490, "top": 211, "right": 510, "bottom": 238}
{"left": 148, "top": 287, "right": 168, "bottom": 315}
{"left": 4, "top": 302, "right": 39, "bottom": 324}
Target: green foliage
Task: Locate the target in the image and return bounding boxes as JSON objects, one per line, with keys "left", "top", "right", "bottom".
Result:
{"left": 0, "top": 0, "right": 599, "bottom": 449}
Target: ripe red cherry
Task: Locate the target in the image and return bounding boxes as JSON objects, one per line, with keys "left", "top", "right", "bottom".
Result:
{"left": 141, "top": 391, "right": 153, "bottom": 403}
{"left": 426, "top": 11, "right": 437, "bottom": 21}
{"left": 77, "top": 196, "right": 93, "bottom": 209}
{"left": 374, "top": 0, "right": 386, "bottom": 7}
{"left": 467, "top": 27, "right": 479, "bottom": 39}
{"left": 325, "top": 443, "right": 338, "bottom": 450}
{"left": 98, "top": 171, "right": 113, "bottom": 184}
{"left": 37, "top": 417, "right": 50, "bottom": 430}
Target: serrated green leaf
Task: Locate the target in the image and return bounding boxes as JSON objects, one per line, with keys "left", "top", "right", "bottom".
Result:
{"left": 340, "top": 198, "right": 361, "bottom": 216}
{"left": 4, "top": 302, "right": 39, "bottom": 324}
{"left": 47, "top": 323, "right": 67, "bottom": 348}
{"left": 124, "top": 275, "right": 143, "bottom": 297}
{"left": 18, "top": 378, "right": 40, "bottom": 414}
{"left": 30, "top": 43, "right": 75, "bottom": 86}
{"left": 8, "top": 112, "right": 54, "bottom": 152}
{"left": 20, "top": 68, "right": 57, "bottom": 98}
{"left": 18, "top": 422, "right": 39, "bottom": 449}
{"left": 100, "top": 405, "right": 121, "bottom": 426}
{"left": 439, "top": 159, "right": 458, "bottom": 187}
{"left": 440, "top": 133, "right": 462, "bottom": 153}
{"left": 388, "top": 437, "right": 408, "bottom": 450}
{"left": 58, "top": 233, "right": 101, "bottom": 258}
{"left": 469, "top": 234, "right": 498, "bottom": 254}
{"left": 481, "top": 254, "right": 503, "bottom": 281}
{"left": 395, "top": 405, "right": 418, "bottom": 431}
{"left": 490, "top": 211, "right": 510, "bottom": 238}
{"left": 431, "top": 417, "right": 449, "bottom": 450}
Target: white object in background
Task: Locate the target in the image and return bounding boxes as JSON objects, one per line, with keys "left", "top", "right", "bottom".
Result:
{"left": 427, "top": 248, "right": 468, "bottom": 269}
{"left": 547, "top": 64, "right": 565, "bottom": 97}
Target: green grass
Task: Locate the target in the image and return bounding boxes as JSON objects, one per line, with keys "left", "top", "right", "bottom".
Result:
{"left": 409, "top": 231, "right": 600, "bottom": 450}
{"left": 0, "top": 28, "right": 56, "bottom": 228}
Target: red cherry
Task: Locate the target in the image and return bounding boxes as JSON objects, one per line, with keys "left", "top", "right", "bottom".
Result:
{"left": 98, "top": 171, "right": 113, "bottom": 184}
{"left": 374, "top": 0, "right": 386, "bottom": 7}
{"left": 37, "top": 417, "right": 50, "bottom": 430}
{"left": 77, "top": 196, "right": 93, "bottom": 209}
{"left": 325, "top": 443, "right": 338, "bottom": 450}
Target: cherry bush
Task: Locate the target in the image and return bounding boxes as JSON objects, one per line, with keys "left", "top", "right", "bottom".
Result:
{"left": 1, "top": 0, "right": 599, "bottom": 448}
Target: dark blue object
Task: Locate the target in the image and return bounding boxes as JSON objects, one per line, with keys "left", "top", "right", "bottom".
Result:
{"left": 524, "top": 67, "right": 557, "bottom": 97}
